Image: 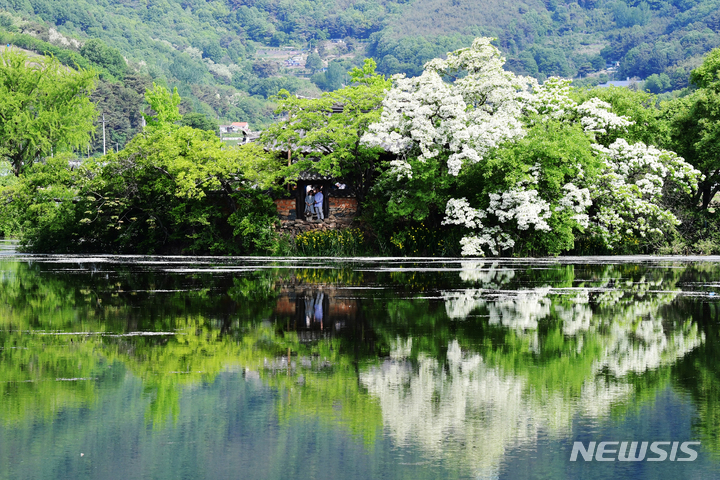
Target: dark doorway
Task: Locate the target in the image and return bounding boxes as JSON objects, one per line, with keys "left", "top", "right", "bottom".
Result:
{"left": 296, "top": 181, "right": 330, "bottom": 219}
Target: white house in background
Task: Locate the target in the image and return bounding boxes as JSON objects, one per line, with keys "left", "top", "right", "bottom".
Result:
{"left": 219, "top": 122, "right": 250, "bottom": 134}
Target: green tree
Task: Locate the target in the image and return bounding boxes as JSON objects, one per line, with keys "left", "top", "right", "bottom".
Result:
{"left": 311, "top": 60, "right": 351, "bottom": 91}
{"left": 89, "top": 73, "right": 152, "bottom": 154}
{"left": 690, "top": 48, "right": 720, "bottom": 90}
{"left": 0, "top": 50, "right": 96, "bottom": 176}
{"left": 252, "top": 59, "right": 278, "bottom": 78}
{"left": 644, "top": 73, "right": 671, "bottom": 93}
{"left": 169, "top": 53, "right": 206, "bottom": 83}
{"left": 80, "top": 38, "right": 127, "bottom": 79}
{"left": 142, "top": 82, "right": 182, "bottom": 128}
{"left": 305, "top": 52, "right": 323, "bottom": 73}
{"left": 261, "top": 59, "right": 390, "bottom": 208}
{"left": 666, "top": 48, "right": 720, "bottom": 209}
{"left": 180, "top": 112, "right": 219, "bottom": 134}
{"left": 199, "top": 39, "right": 224, "bottom": 63}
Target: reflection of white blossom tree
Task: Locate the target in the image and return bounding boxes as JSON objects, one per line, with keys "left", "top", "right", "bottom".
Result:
{"left": 360, "top": 341, "right": 645, "bottom": 478}
{"left": 359, "top": 263, "right": 704, "bottom": 477}
{"left": 361, "top": 341, "right": 539, "bottom": 479}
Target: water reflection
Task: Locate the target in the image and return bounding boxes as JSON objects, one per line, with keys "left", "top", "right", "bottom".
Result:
{"left": 1, "top": 256, "right": 720, "bottom": 478}
{"left": 356, "top": 262, "right": 707, "bottom": 477}
{"left": 273, "top": 288, "right": 359, "bottom": 337}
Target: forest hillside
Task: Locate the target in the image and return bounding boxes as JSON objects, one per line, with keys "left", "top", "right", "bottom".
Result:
{"left": 0, "top": 0, "right": 718, "bottom": 151}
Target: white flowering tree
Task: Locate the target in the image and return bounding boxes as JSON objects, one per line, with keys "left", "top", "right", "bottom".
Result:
{"left": 362, "top": 38, "right": 701, "bottom": 256}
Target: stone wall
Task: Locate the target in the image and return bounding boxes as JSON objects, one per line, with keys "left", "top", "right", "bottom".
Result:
{"left": 273, "top": 196, "right": 359, "bottom": 238}
{"left": 276, "top": 215, "right": 355, "bottom": 237}
{"left": 329, "top": 197, "right": 358, "bottom": 218}
{"left": 274, "top": 198, "right": 296, "bottom": 221}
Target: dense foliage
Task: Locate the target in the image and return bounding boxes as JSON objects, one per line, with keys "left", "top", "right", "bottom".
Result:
{"left": 2, "top": 84, "right": 285, "bottom": 254}
{"left": 5, "top": 40, "right": 720, "bottom": 256}
{"left": 261, "top": 59, "right": 390, "bottom": 207}
{"left": 0, "top": 49, "right": 96, "bottom": 176}
{"left": 1, "top": 0, "right": 720, "bottom": 142}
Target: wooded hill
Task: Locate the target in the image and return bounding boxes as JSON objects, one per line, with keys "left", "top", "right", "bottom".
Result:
{"left": 1, "top": 0, "right": 718, "bottom": 146}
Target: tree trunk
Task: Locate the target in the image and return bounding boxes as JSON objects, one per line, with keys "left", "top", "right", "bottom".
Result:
{"left": 701, "top": 181, "right": 713, "bottom": 209}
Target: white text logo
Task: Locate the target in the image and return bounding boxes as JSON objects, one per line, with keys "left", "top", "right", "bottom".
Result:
{"left": 570, "top": 441, "right": 700, "bottom": 462}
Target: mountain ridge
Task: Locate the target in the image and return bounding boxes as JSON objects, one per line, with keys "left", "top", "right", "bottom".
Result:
{"left": 1, "top": 0, "right": 717, "bottom": 147}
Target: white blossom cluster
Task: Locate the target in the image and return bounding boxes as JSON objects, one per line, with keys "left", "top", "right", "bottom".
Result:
{"left": 205, "top": 60, "right": 243, "bottom": 80}
{"left": 590, "top": 139, "right": 702, "bottom": 247}
{"left": 443, "top": 197, "right": 485, "bottom": 229}
{"left": 48, "top": 28, "right": 82, "bottom": 49}
{"left": 576, "top": 97, "right": 633, "bottom": 134}
{"left": 362, "top": 38, "right": 531, "bottom": 176}
{"left": 184, "top": 46, "right": 203, "bottom": 59}
{"left": 556, "top": 183, "right": 592, "bottom": 228}
{"left": 527, "top": 78, "right": 633, "bottom": 134}
{"left": 444, "top": 188, "right": 553, "bottom": 256}
{"left": 458, "top": 228, "right": 516, "bottom": 256}
{"left": 207, "top": 62, "right": 233, "bottom": 79}
{"left": 388, "top": 159, "right": 413, "bottom": 181}
{"left": 525, "top": 77, "right": 575, "bottom": 119}
{"left": 443, "top": 198, "right": 513, "bottom": 256}
{"left": 487, "top": 188, "right": 551, "bottom": 231}
{"left": 595, "top": 139, "right": 700, "bottom": 200}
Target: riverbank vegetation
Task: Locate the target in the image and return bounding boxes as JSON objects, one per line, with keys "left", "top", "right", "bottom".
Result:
{"left": 3, "top": 40, "right": 720, "bottom": 256}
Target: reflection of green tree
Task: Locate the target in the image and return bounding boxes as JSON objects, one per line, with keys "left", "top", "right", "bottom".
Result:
{"left": 270, "top": 358, "right": 383, "bottom": 445}
{"left": 0, "top": 260, "right": 290, "bottom": 332}
{"left": 0, "top": 333, "right": 117, "bottom": 424}
{"left": 669, "top": 293, "right": 720, "bottom": 456}
{"left": 0, "top": 258, "right": 384, "bottom": 438}
{"left": 291, "top": 267, "right": 366, "bottom": 286}
{"left": 117, "top": 317, "right": 383, "bottom": 437}
{"left": 0, "top": 259, "right": 386, "bottom": 437}
{"left": 1, "top": 257, "right": 717, "bottom": 467}
{"left": 0, "top": 313, "right": 385, "bottom": 440}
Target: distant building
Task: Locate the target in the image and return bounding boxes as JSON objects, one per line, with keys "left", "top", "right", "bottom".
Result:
{"left": 597, "top": 77, "right": 636, "bottom": 88}
{"left": 219, "top": 122, "right": 250, "bottom": 134}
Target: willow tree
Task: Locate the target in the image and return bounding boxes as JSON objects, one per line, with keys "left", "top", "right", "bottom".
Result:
{"left": 0, "top": 49, "right": 97, "bottom": 176}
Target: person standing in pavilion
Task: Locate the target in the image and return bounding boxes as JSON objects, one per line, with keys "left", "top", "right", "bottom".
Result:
{"left": 313, "top": 187, "right": 324, "bottom": 221}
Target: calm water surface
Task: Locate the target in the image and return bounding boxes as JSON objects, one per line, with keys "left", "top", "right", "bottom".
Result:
{"left": 2, "top": 239, "right": 720, "bottom": 479}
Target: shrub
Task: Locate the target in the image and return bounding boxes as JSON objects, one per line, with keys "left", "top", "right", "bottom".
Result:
{"left": 295, "top": 228, "right": 367, "bottom": 256}
{"left": 389, "top": 224, "right": 462, "bottom": 257}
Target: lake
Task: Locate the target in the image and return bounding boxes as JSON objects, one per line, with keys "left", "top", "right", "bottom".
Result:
{"left": 2, "top": 240, "right": 720, "bottom": 479}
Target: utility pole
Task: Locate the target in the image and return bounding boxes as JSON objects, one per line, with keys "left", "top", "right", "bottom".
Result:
{"left": 102, "top": 113, "right": 106, "bottom": 156}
